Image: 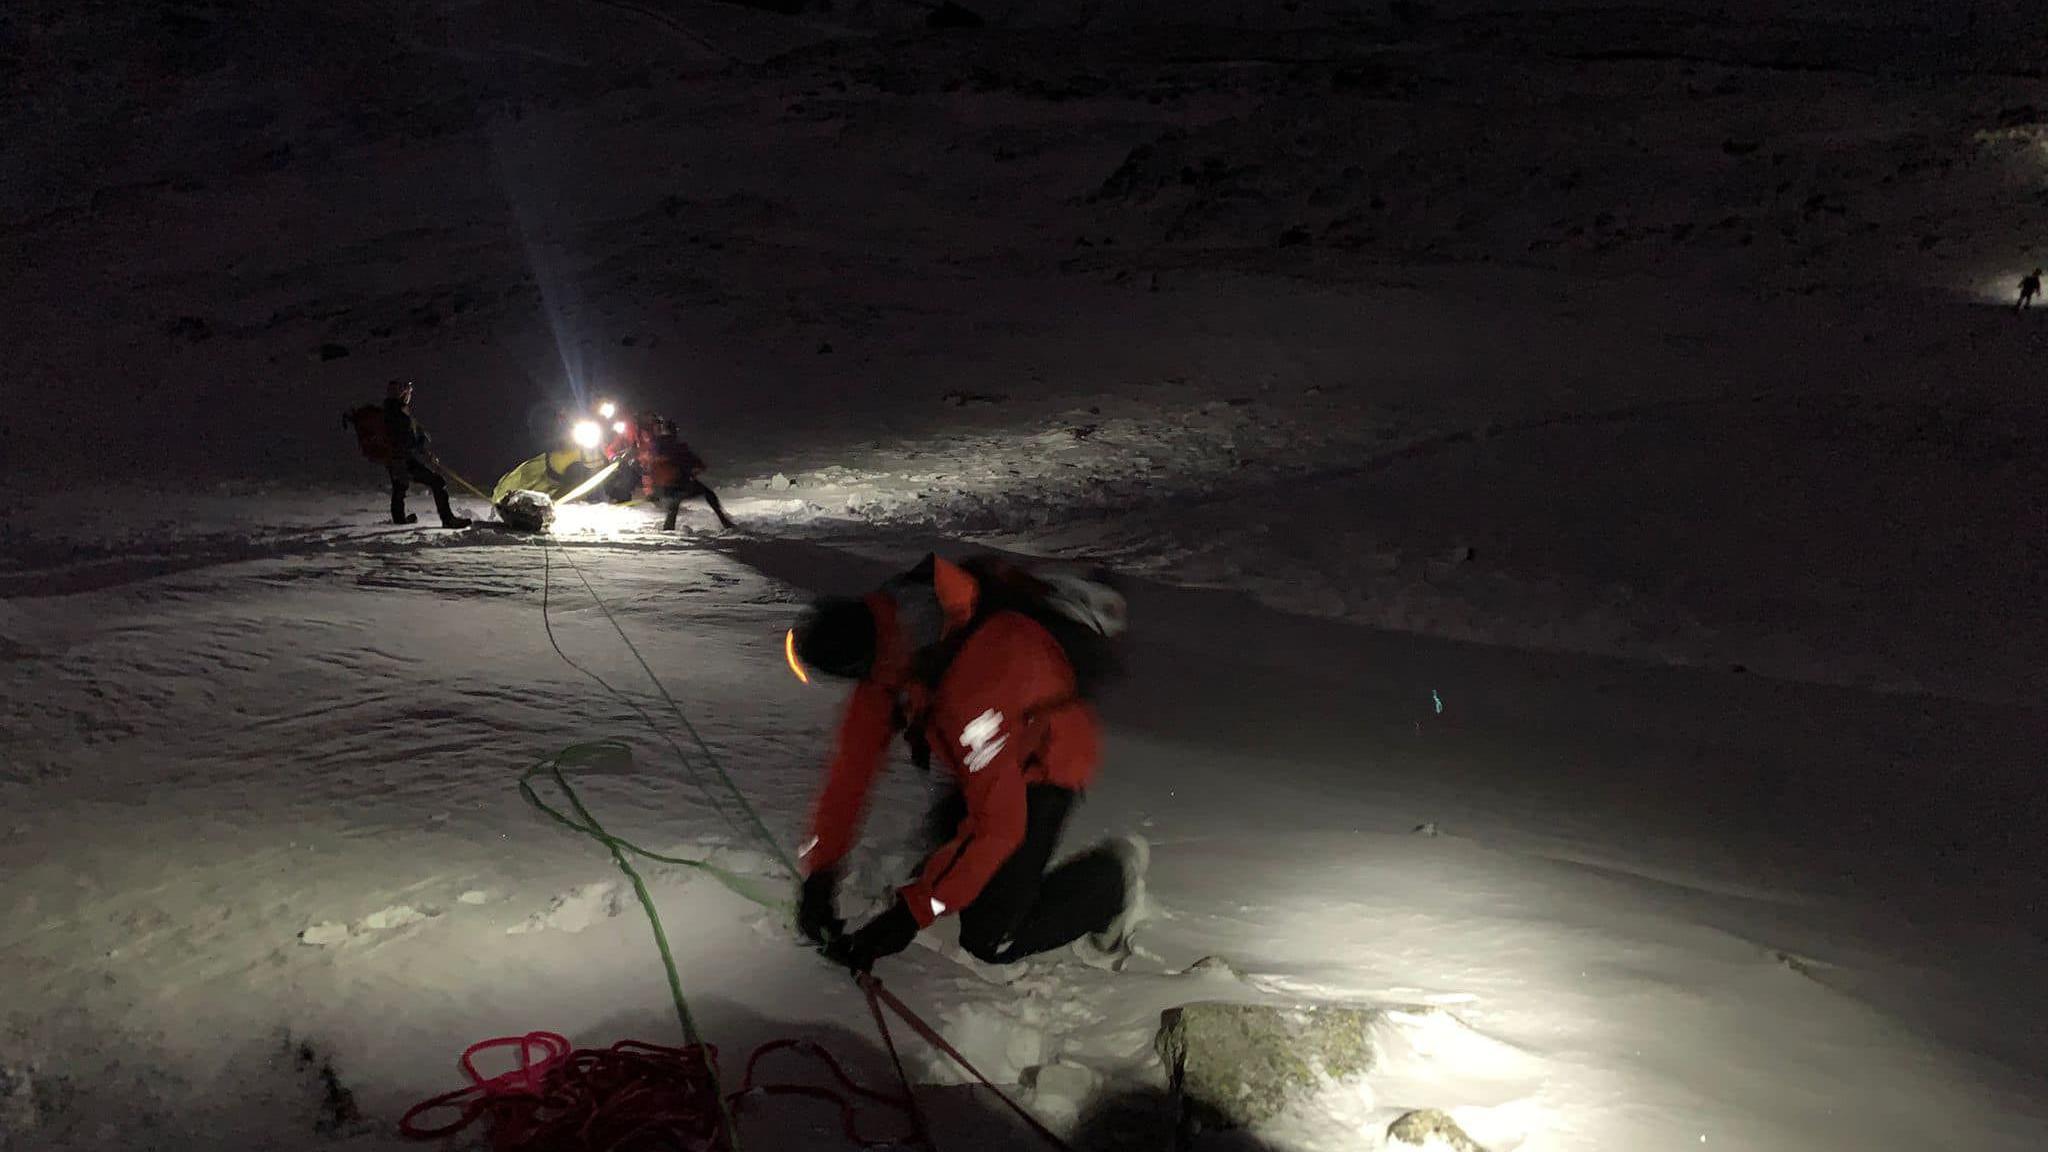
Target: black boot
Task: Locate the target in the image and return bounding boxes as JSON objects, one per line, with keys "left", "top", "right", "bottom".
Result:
{"left": 391, "top": 478, "right": 411, "bottom": 524}
{"left": 430, "top": 481, "right": 470, "bottom": 529}
{"left": 662, "top": 495, "right": 681, "bottom": 531}
{"left": 702, "top": 487, "right": 737, "bottom": 530}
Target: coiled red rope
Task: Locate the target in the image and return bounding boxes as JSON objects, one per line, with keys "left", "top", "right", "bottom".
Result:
{"left": 399, "top": 979, "right": 1073, "bottom": 1152}
{"left": 398, "top": 1032, "right": 741, "bottom": 1151}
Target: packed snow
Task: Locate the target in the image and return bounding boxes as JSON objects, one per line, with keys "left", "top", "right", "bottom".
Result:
{"left": 4, "top": 0, "right": 2046, "bottom": 1149}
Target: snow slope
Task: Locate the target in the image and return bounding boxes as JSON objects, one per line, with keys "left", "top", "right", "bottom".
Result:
{"left": 5, "top": 0, "right": 2047, "bottom": 1148}
{"left": 3, "top": 512, "right": 2045, "bottom": 1151}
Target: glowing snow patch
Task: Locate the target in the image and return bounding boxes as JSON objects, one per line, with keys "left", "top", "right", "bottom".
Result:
{"left": 1968, "top": 268, "right": 2044, "bottom": 307}
{"left": 1378, "top": 1008, "right": 1522, "bottom": 1070}
{"left": 548, "top": 500, "right": 641, "bottom": 540}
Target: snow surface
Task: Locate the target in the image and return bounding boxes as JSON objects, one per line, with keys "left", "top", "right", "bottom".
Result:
{"left": 5, "top": 1, "right": 2047, "bottom": 1149}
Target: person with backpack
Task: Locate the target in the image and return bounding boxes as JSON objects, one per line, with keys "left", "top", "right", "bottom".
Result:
{"left": 788, "top": 554, "right": 1143, "bottom": 974}
{"left": 631, "top": 413, "right": 736, "bottom": 531}
{"left": 356, "top": 380, "right": 469, "bottom": 528}
{"left": 2019, "top": 268, "right": 2042, "bottom": 315}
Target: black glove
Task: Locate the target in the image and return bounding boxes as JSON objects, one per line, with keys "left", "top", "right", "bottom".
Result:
{"left": 826, "top": 899, "right": 920, "bottom": 974}
{"left": 797, "top": 869, "right": 844, "bottom": 947}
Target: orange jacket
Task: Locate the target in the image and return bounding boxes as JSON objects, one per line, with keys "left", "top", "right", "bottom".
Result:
{"left": 800, "top": 560, "right": 1101, "bottom": 928}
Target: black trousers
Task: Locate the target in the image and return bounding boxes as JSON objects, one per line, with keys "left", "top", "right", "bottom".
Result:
{"left": 924, "top": 784, "right": 1127, "bottom": 965}
{"left": 660, "top": 480, "right": 735, "bottom": 530}
{"left": 389, "top": 459, "right": 455, "bottom": 523}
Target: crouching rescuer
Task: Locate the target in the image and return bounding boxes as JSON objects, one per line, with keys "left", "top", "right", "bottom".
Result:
{"left": 789, "top": 554, "right": 1145, "bottom": 973}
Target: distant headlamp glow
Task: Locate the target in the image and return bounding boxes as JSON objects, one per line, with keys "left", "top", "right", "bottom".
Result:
{"left": 612, "top": 421, "right": 628, "bottom": 435}
{"left": 785, "top": 629, "right": 811, "bottom": 685}
{"left": 598, "top": 401, "right": 617, "bottom": 420}
{"left": 571, "top": 420, "right": 602, "bottom": 450}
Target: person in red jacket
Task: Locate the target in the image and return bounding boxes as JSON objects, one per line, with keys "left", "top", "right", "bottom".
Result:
{"left": 622, "top": 412, "right": 736, "bottom": 530}
{"left": 790, "top": 555, "right": 1144, "bottom": 973}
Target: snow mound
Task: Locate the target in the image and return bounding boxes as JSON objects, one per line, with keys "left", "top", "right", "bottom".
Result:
{"left": 1024, "top": 1060, "right": 1099, "bottom": 1130}
{"left": 297, "top": 923, "right": 350, "bottom": 948}
{"left": 922, "top": 999, "right": 1051, "bottom": 1087}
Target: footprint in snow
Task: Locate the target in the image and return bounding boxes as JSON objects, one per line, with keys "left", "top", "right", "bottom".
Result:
{"left": 296, "top": 902, "right": 437, "bottom": 947}
{"left": 506, "top": 882, "right": 623, "bottom": 936}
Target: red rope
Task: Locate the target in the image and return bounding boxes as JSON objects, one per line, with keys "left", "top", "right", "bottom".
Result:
{"left": 400, "top": 1030, "right": 927, "bottom": 1151}
{"left": 860, "top": 980, "right": 939, "bottom": 1150}
{"left": 729, "top": 1039, "right": 922, "bottom": 1148}
{"left": 860, "top": 976, "right": 1074, "bottom": 1152}
{"left": 399, "top": 1033, "right": 734, "bottom": 1151}
{"left": 398, "top": 982, "right": 1073, "bottom": 1152}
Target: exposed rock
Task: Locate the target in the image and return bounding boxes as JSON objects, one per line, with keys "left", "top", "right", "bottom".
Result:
{"left": 1156, "top": 1001, "right": 1378, "bottom": 1133}
{"left": 1388, "top": 1108, "right": 1489, "bottom": 1151}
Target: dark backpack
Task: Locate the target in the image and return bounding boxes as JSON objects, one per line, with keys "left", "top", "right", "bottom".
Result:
{"left": 906, "top": 554, "right": 1127, "bottom": 702}
{"left": 343, "top": 405, "right": 393, "bottom": 462}
{"left": 895, "top": 554, "right": 1126, "bottom": 774}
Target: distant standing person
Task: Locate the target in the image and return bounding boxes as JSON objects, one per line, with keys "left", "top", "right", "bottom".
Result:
{"left": 2019, "top": 268, "right": 2042, "bottom": 314}
{"left": 383, "top": 380, "right": 470, "bottom": 528}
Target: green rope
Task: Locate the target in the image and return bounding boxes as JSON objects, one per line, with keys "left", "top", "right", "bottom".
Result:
{"left": 519, "top": 742, "right": 787, "bottom": 1148}
{"left": 539, "top": 540, "right": 744, "bottom": 830}
{"left": 519, "top": 742, "right": 792, "bottom": 917}
{"left": 526, "top": 532, "right": 813, "bottom": 1152}
{"left": 552, "top": 541, "right": 800, "bottom": 880}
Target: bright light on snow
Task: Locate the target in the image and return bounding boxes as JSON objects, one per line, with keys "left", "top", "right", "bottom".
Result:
{"left": 1971, "top": 268, "right": 2041, "bottom": 306}
{"left": 547, "top": 500, "right": 640, "bottom": 538}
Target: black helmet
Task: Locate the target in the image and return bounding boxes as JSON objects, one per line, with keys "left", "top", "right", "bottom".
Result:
{"left": 794, "top": 597, "right": 877, "bottom": 679}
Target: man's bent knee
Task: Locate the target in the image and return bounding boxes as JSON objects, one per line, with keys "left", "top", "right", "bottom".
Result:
{"left": 957, "top": 922, "right": 1015, "bottom": 965}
